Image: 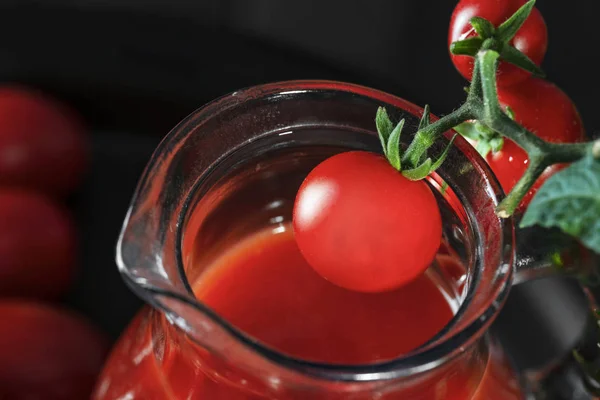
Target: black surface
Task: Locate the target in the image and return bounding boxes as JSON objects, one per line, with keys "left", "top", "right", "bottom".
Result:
{"left": 2, "top": 0, "right": 600, "bottom": 395}
{"left": 492, "top": 277, "right": 591, "bottom": 373}
{"left": 2, "top": 1, "right": 600, "bottom": 134}
{"left": 68, "top": 132, "right": 159, "bottom": 339}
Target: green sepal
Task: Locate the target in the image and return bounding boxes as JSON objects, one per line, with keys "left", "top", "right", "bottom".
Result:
{"left": 489, "top": 136, "right": 505, "bottom": 153}
{"left": 454, "top": 121, "right": 481, "bottom": 142}
{"left": 450, "top": 37, "right": 483, "bottom": 56}
{"left": 402, "top": 158, "right": 433, "bottom": 181}
{"left": 430, "top": 134, "right": 458, "bottom": 173}
{"left": 454, "top": 121, "right": 504, "bottom": 158}
{"left": 470, "top": 17, "right": 495, "bottom": 39}
{"left": 418, "top": 104, "right": 431, "bottom": 130}
{"left": 449, "top": 0, "right": 545, "bottom": 79}
{"left": 386, "top": 119, "right": 405, "bottom": 171}
{"left": 500, "top": 44, "right": 545, "bottom": 77}
{"left": 476, "top": 141, "right": 492, "bottom": 158}
{"left": 376, "top": 107, "right": 394, "bottom": 155}
{"left": 521, "top": 155, "right": 600, "bottom": 253}
{"left": 496, "top": 0, "right": 536, "bottom": 42}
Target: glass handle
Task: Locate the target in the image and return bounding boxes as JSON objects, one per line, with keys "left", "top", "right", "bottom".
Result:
{"left": 514, "top": 315, "right": 600, "bottom": 399}
{"left": 513, "top": 218, "right": 600, "bottom": 391}
{"left": 569, "top": 306, "right": 600, "bottom": 398}
{"left": 513, "top": 221, "right": 599, "bottom": 286}
{"left": 504, "top": 216, "right": 600, "bottom": 399}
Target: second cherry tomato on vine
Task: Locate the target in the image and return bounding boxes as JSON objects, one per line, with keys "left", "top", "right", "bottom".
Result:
{"left": 449, "top": 0, "right": 548, "bottom": 87}
{"left": 293, "top": 151, "right": 442, "bottom": 293}
{"left": 487, "top": 78, "right": 585, "bottom": 208}
{"left": 0, "top": 301, "right": 108, "bottom": 400}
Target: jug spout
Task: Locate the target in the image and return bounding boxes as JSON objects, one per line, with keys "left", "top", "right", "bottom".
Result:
{"left": 116, "top": 183, "right": 194, "bottom": 310}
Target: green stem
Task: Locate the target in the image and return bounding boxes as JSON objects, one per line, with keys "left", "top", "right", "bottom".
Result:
{"left": 474, "top": 50, "right": 596, "bottom": 216}
{"left": 400, "top": 48, "right": 596, "bottom": 219}
{"left": 496, "top": 140, "right": 595, "bottom": 216}
{"left": 403, "top": 103, "right": 474, "bottom": 168}
{"left": 545, "top": 141, "right": 594, "bottom": 163}
{"left": 497, "top": 157, "right": 547, "bottom": 217}
{"left": 467, "top": 55, "right": 483, "bottom": 102}
{"left": 478, "top": 50, "right": 546, "bottom": 155}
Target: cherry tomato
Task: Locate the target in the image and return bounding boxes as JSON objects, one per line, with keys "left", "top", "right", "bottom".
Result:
{"left": 487, "top": 78, "right": 585, "bottom": 208}
{"left": 293, "top": 151, "right": 442, "bottom": 293}
{"left": 0, "top": 301, "right": 109, "bottom": 400}
{"left": 0, "top": 86, "right": 88, "bottom": 197}
{"left": 449, "top": 0, "right": 547, "bottom": 87}
{"left": 0, "top": 190, "right": 77, "bottom": 299}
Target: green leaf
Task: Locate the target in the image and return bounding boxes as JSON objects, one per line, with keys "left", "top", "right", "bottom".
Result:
{"left": 476, "top": 141, "right": 493, "bottom": 158}
{"left": 454, "top": 121, "right": 481, "bottom": 142}
{"left": 470, "top": 17, "right": 495, "bottom": 39}
{"left": 418, "top": 104, "right": 431, "bottom": 130}
{"left": 474, "top": 121, "right": 495, "bottom": 138}
{"left": 500, "top": 45, "right": 545, "bottom": 77}
{"left": 376, "top": 107, "right": 394, "bottom": 155}
{"left": 497, "top": 0, "right": 536, "bottom": 42}
{"left": 521, "top": 156, "right": 600, "bottom": 253}
{"left": 386, "top": 119, "right": 405, "bottom": 171}
{"left": 453, "top": 121, "right": 504, "bottom": 157}
{"left": 402, "top": 158, "right": 432, "bottom": 181}
{"left": 430, "top": 134, "right": 458, "bottom": 173}
{"left": 450, "top": 37, "right": 483, "bottom": 56}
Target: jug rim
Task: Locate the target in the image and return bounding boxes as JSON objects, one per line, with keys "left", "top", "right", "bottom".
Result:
{"left": 117, "top": 80, "right": 515, "bottom": 382}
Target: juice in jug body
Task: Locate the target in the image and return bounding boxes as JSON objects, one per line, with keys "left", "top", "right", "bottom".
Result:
{"left": 93, "top": 82, "right": 521, "bottom": 400}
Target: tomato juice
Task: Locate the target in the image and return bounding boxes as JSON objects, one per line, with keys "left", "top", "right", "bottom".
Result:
{"left": 194, "top": 225, "right": 456, "bottom": 364}
{"left": 95, "top": 222, "right": 520, "bottom": 399}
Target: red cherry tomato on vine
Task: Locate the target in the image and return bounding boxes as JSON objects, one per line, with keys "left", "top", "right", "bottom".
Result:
{"left": 0, "top": 86, "right": 88, "bottom": 197}
{"left": 0, "top": 190, "right": 77, "bottom": 299}
{"left": 487, "top": 78, "right": 585, "bottom": 208}
{"left": 449, "top": 0, "right": 547, "bottom": 87}
{"left": 293, "top": 151, "right": 442, "bottom": 293}
{"left": 0, "top": 301, "right": 108, "bottom": 400}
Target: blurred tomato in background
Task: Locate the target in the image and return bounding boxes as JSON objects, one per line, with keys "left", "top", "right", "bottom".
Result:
{"left": 0, "top": 85, "right": 105, "bottom": 399}
{"left": 0, "top": 86, "right": 88, "bottom": 197}
{"left": 0, "top": 301, "right": 108, "bottom": 400}
{"left": 0, "top": 190, "right": 77, "bottom": 299}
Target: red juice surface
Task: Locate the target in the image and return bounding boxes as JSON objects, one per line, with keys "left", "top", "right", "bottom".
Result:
{"left": 194, "top": 225, "right": 454, "bottom": 364}
{"left": 94, "top": 224, "right": 522, "bottom": 399}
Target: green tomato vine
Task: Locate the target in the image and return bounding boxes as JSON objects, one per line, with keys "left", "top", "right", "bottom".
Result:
{"left": 377, "top": 0, "right": 600, "bottom": 254}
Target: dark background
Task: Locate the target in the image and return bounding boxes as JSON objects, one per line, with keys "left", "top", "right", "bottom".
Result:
{"left": 2, "top": 1, "right": 600, "bottom": 136}
{"left": 1, "top": 0, "right": 599, "bottom": 392}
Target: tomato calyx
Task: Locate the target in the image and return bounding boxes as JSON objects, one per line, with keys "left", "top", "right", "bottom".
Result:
{"left": 454, "top": 120, "right": 504, "bottom": 158}
{"left": 449, "top": 0, "right": 545, "bottom": 79}
{"left": 376, "top": 106, "right": 457, "bottom": 181}
{"left": 453, "top": 106, "right": 516, "bottom": 158}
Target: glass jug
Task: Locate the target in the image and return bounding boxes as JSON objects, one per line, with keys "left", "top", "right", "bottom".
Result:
{"left": 92, "top": 81, "right": 588, "bottom": 399}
